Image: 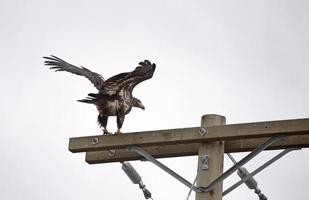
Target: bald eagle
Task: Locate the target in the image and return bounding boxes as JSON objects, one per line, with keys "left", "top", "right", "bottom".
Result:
{"left": 43, "top": 56, "right": 156, "bottom": 134}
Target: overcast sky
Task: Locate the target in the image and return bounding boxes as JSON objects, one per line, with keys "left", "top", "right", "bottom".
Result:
{"left": 1, "top": 0, "right": 309, "bottom": 199}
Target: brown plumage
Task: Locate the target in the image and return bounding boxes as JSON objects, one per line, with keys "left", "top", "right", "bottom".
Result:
{"left": 43, "top": 55, "right": 156, "bottom": 134}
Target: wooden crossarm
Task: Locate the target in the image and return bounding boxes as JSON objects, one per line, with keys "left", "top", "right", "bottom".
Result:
{"left": 85, "top": 135, "right": 309, "bottom": 164}
{"left": 69, "top": 118, "right": 309, "bottom": 153}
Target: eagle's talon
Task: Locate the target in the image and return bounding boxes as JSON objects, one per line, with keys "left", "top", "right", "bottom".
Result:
{"left": 102, "top": 129, "right": 112, "bottom": 135}
{"left": 114, "top": 130, "right": 123, "bottom": 135}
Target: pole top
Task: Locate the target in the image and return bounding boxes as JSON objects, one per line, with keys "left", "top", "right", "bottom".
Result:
{"left": 201, "top": 114, "right": 226, "bottom": 126}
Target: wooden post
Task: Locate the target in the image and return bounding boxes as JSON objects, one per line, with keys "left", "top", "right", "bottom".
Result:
{"left": 195, "top": 114, "right": 226, "bottom": 200}
{"left": 68, "top": 116, "right": 309, "bottom": 198}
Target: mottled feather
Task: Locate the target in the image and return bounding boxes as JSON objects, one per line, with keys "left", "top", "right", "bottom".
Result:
{"left": 43, "top": 56, "right": 155, "bottom": 133}
{"left": 43, "top": 55, "right": 105, "bottom": 90}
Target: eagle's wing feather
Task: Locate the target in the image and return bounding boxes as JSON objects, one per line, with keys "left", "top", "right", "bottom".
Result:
{"left": 103, "top": 60, "right": 155, "bottom": 92}
{"left": 43, "top": 55, "right": 105, "bottom": 90}
{"left": 105, "top": 72, "right": 129, "bottom": 83}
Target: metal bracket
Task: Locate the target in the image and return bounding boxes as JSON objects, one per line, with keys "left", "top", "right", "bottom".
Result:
{"left": 127, "top": 134, "right": 287, "bottom": 193}
{"left": 200, "top": 155, "right": 209, "bottom": 170}
{"left": 199, "top": 134, "right": 287, "bottom": 192}
{"left": 198, "top": 127, "right": 208, "bottom": 136}
{"left": 128, "top": 146, "right": 202, "bottom": 192}
{"left": 223, "top": 147, "right": 301, "bottom": 196}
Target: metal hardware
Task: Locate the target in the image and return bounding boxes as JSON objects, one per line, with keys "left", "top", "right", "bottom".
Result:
{"left": 92, "top": 137, "right": 99, "bottom": 145}
{"left": 198, "top": 127, "right": 208, "bottom": 136}
{"left": 92, "top": 137, "right": 115, "bottom": 157}
{"left": 108, "top": 150, "right": 116, "bottom": 157}
{"left": 186, "top": 176, "right": 198, "bottom": 200}
{"left": 223, "top": 147, "right": 300, "bottom": 196}
{"left": 128, "top": 134, "right": 286, "bottom": 194}
{"left": 227, "top": 153, "right": 267, "bottom": 198}
{"left": 198, "top": 134, "right": 286, "bottom": 192}
{"left": 227, "top": 153, "right": 237, "bottom": 164}
{"left": 128, "top": 146, "right": 202, "bottom": 192}
{"left": 200, "top": 155, "right": 209, "bottom": 170}
{"left": 121, "top": 162, "right": 153, "bottom": 199}
{"left": 122, "top": 161, "right": 142, "bottom": 184}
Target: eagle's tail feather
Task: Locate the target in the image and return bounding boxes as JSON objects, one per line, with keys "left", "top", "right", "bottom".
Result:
{"left": 77, "top": 99, "right": 94, "bottom": 104}
{"left": 78, "top": 94, "right": 96, "bottom": 104}
{"left": 88, "top": 93, "right": 104, "bottom": 98}
{"left": 77, "top": 93, "right": 103, "bottom": 104}
{"left": 77, "top": 97, "right": 96, "bottom": 104}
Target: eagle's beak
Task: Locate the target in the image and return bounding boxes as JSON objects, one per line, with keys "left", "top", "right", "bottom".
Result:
{"left": 152, "top": 63, "right": 156, "bottom": 72}
{"left": 133, "top": 98, "right": 145, "bottom": 110}
{"left": 139, "top": 104, "right": 145, "bottom": 110}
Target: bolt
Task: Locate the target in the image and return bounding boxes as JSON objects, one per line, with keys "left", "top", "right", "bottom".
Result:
{"left": 92, "top": 137, "right": 99, "bottom": 145}
{"left": 199, "top": 127, "right": 208, "bottom": 136}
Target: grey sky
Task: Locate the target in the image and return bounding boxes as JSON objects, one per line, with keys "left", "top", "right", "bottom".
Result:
{"left": 1, "top": 0, "right": 309, "bottom": 199}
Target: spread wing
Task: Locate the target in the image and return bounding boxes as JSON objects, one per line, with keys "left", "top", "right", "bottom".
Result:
{"left": 103, "top": 60, "right": 156, "bottom": 92}
{"left": 43, "top": 55, "right": 105, "bottom": 90}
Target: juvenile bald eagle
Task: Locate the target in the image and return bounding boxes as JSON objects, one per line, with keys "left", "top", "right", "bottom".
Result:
{"left": 43, "top": 56, "right": 156, "bottom": 134}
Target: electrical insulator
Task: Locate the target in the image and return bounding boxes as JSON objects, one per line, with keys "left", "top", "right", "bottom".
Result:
{"left": 122, "top": 162, "right": 153, "bottom": 200}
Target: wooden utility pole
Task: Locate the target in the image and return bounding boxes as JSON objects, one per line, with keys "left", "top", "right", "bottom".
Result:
{"left": 68, "top": 115, "right": 309, "bottom": 198}
{"left": 195, "top": 114, "right": 225, "bottom": 200}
